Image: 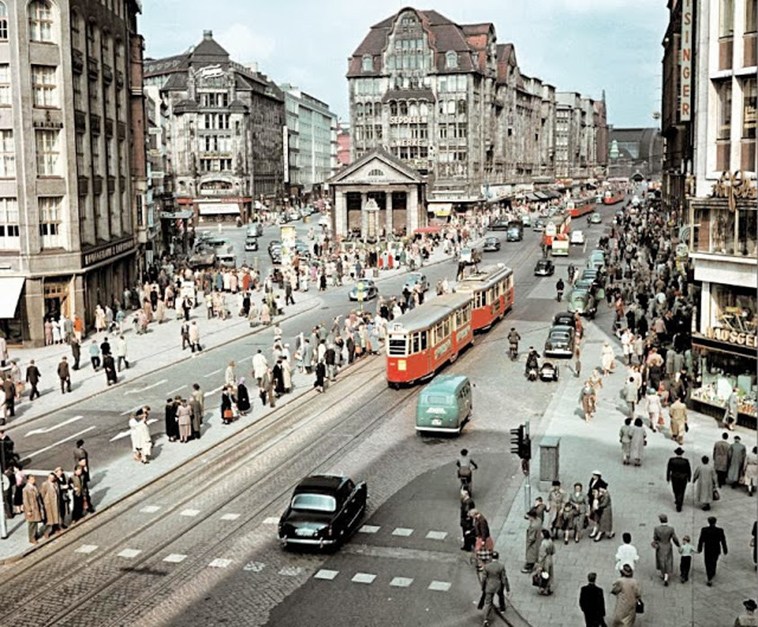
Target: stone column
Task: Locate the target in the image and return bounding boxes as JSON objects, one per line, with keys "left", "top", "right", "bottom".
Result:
{"left": 335, "top": 190, "right": 347, "bottom": 237}
{"left": 407, "top": 186, "right": 419, "bottom": 233}
{"left": 360, "top": 192, "right": 368, "bottom": 239}
{"left": 385, "top": 191, "right": 393, "bottom": 237}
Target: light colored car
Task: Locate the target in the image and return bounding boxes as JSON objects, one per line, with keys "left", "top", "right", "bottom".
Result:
{"left": 348, "top": 279, "right": 378, "bottom": 301}
{"left": 404, "top": 272, "right": 429, "bottom": 293}
{"left": 570, "top": 230, "right": 585, "bottom": 245}
{"left": 589, "top": 212, "right": 602, "bottom": 224}
{"left": 520, "top": 213, "right": 532, "bottom": 227}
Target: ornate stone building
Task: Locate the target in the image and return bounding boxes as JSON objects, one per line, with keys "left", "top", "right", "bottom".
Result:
{"left": 144, "top": 31, "right": 285, "bottom": 223}
{"left": 0, "top": 0, "right": 146, "bottom": 346}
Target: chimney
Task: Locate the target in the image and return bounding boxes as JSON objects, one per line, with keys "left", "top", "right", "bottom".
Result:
{"left": 203, "top": 30, "right": 213, "bottom": 40}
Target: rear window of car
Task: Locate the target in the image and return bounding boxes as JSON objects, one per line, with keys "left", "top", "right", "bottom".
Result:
{"left": 424, "top": 394, "right": 453, "bottom": 405}
{"left": 292, "top": 493, "right": 337, "bottom": 513}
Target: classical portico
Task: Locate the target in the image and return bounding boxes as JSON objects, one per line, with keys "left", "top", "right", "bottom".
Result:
{"left": 327, "top": 150, "right": 426, "bottom": 240}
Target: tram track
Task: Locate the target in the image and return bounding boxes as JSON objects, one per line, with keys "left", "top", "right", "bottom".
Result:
{"left": 0, "top": 355, "right": 412, "bottom": 627}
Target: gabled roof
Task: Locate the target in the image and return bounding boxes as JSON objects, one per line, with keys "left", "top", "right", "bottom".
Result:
{"left": 327, "top": 148, "right": 424, "bottom": 185}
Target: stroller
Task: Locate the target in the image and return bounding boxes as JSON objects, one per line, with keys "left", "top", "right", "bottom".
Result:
{"left": 539, "top": 362, "right": 559, "bottom": 382}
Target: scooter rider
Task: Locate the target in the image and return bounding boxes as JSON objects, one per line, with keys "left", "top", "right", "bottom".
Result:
{"left": 507, "top": 328, "right": 521, "bottom": 360}
{"left": 556, "top": 278, "right": 565, "bottom": 302}
{"left": 457, "top": 448, "right": 478, "bottom": 494}
{"left": 567, "top": 264, "right": 576, "bottom": 285}
{"left": 525, "top": 346, "right": 540, "bottom": 379}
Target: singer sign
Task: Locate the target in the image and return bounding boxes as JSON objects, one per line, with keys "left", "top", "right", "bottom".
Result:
{"left": 679, "top": 0, "right": 693, "bottom": 121}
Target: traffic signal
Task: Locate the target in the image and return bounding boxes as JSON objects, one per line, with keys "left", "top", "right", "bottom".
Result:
{"left": 510, "top": 424, "right": 531, "bottom": 460}
{"left": 520, "top": 434, "right": 532, "bottom": 461}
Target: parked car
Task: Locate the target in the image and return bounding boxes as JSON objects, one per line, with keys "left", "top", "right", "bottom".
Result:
{"left": 567, "top": 288, "right": 594, "bottom": 317}
{"left": 404, "top": 272, "right": 429, "bottom": 293}
{"left": 348, "top": 279, "right": 378, "bottom": 301}
{"left": 533, "top": 219, "right": 546, "bottom": 232}
{"left": 544, "top": 324, "right": 576, "bottom": 358}
{"left": 244, "top": 235, "right": 259, "bottom": 252}
{"left": 506, "top": 221, "right": 524, "bottom": 242}
{"left": 589, "top": 212, "right": 602, "bottom": 224}
{"left": 483, "top": 236, "right": 501, "bottom": 252}
{"left": 489, "top": 217, "right": 510, "bottom": 231}
{"left": 288, "top": 209, "right": 301, "bottom": 222}
{"left": 534, "top": 258, "right": 555, "bottom": 276}
{"left": 278, "top": 475, "right": 367, "bottom": 550}
{"left": 246, "top": 222, "right": 264, "bottom": 237}
{"left": 581, "top": 268, "right": 600, "bottom": 283}
{"left": 573, "top": 278, "right": 596, "bottom": 293}
{"left": 587, "top": 249, "right": 606, "bottom": 269}
{"left": 552, "top": 312, "right": 576, "bottom": 329}
{"left": 520, "top": 213, "right": 532, "bottom": 227}
{"left": 570, "top": 230, "right": 585, "bottom": 245}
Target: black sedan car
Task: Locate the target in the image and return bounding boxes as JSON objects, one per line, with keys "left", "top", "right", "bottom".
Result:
{"left": 534, "top": 258, "right": 555, "bottom": 276}
{"left": 278, "top": 475, "right": 367, "bottom": 550}
{"left": 543, "top": 324, "right": 576, "bottom": 358}
{"left": 483, "top": 236, "right": 501, "bottom": 252}
{"left": 552, "top": 312, "right": 576, "bottom": 329}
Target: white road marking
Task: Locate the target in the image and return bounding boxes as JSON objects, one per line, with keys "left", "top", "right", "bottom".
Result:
{"left": 163, "top": 553, "right": 187, "bottom": 563}
{"left": 26, "top": 416, "right": 84, "bottom": 437}
{"left": 208, "top": 558, "right": 232, "bottom": 569}
{"left": 390, "top": 577, "right": 414, "bottom": 587}
{"left": 426, "top": 531, "right": 448, "bottom": 541}
{"left": 358, "top": 525, "right": 380, "bottom": 534}
{"left": 314, "top": 569, "right": 339, "bottom": 580}
{"left": 109, "top": 418, "right": 158, "bottom": 442}
{"left": 351, "top": 573, "right": 376, "bottom": 584}
{"left": 75, "top": 544, "right": 98, "bottom": 554}
{"left": 203, "top": 368, "right": 222, "bottom": 378}
{"left": 120, "top": 404, "right": 144, "bottom": 416}
{"left": 204, "top": 385, "right": 224, "bottom": 397}
{"left": 139, "top": 505, "right": 161, "bottom": 514}
{"left": 123, "top": 379, "right": 167, "bottom": 395}
{"left": 279, "top": 566, "right": 303, "bottom": 577}
{"left": 180, "top": 508, "right": 200, "bottom": 517}
{"left": 220, "top": 513, "right": 241, "bottom": 521}
{"left": 166, "top": 385, "right": 186, "bottom": 396}
{"left": 392, "top": 527, "right": 414, "bottom": 537}
{"left": 117, "top": 548, "right": 142, "bottom": 559}
{"left": 428, "top": 581, "right": 451, "bottom": 592}
{"left": 262, "top": 517, "right": 279, "bottom": 525}
{"left": 239, "top": 355, "right": 253, "bottom": 363}
{"left": 26, "top": 426, "right": 97, "bottom": 461}
{"left": 243, "top": 561, "right": 266, "bottom": 572}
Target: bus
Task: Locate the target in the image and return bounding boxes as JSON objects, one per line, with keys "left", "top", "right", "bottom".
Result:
{"left": 456, "top": 265, "right": 515, "bottom": 332}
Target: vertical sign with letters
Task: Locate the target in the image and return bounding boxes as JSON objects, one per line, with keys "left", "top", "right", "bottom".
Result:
{"left": 680, "top": 0, "right": 693, "bottom": 121}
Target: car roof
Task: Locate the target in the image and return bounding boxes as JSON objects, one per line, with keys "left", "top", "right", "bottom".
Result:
{"left": 294, "top": 475, "right": 348, "bottom": 494}
{"left": 422, "top": 374, "right": 469, "bottom": 395}
{"left": 536, "top": 259, "right": 552, "bottom": 265}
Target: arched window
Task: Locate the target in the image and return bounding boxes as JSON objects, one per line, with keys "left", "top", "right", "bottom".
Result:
{"left": 399, "top": 101, "right": 408, "bottom": 116}
{"left": 390, "top": 101, "right": 397, "bottom": 116}
{"left": 419, "top": 102, "right": 428, "bottom": 117}
{"left": 361, "top": 55, "right": 373, "bottom": 72}
{"left": 355, "top": 103, "right": 363, "bottom": 118}
{"left": 29, "top": 1, "right": 55, "bottom": 43}
{"left": 365, "top": 102, "right": 373, "bottom": 117}
{"left": 0, "top": 3, "right": 8, "bottom": 41}
{"left": 457, "top": 99, "right": 467, "bottom": 115}
{"left": 86, "top": 19, "right": 98, "bottom": 56}
{"left": 409, "top": 102, "right": 418, "bottom": 117}
{"left": 445, "top": 51, "right": 458, "bottom": 70}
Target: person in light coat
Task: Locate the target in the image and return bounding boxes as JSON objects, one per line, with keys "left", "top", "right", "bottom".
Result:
{"left": 134, "top": 414, "right": 153, "bottom": 463}
{"left": 619, "top": 418, "right": 634, "bottom": 465}
{"left": 224, "top": 361, "right": 236, "bottom": 387}
{"left": 610, "top": 564, "right": 641, "bottom": 627}
{"left": 669, "top": 398, "right": 688, "bottom": 445}
{"left": 693, "top": 455, "right": 718, "bottom": 510}
{"left": 712, "top": 433, "right": 730, "bottom": 487}
{"left": 39, "top": 472, "right": 62, "bottom": 536}
{"left": 535, "top": 529, "right": 555, "bottom": 595}
{"left": 23, "top": 475, "right": 45, "bottom": 544}
{"left": 252, "top": 350, "right": 268, "bottom": 384}
{"left": 128, "top": 415, "right": 142, "bottom": 461}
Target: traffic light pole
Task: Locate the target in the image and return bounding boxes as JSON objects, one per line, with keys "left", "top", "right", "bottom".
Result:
{"left": 523, "top": 418, "right": 531, "bottom": 513}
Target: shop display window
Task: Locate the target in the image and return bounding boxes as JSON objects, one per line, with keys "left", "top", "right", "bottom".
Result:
{"left": 693, "top": 350, "right": 756, "bottom": 417}
{"left": 711, "top": 283, "right": 758, "bottom": 334}
{"left": 692, "top": 204, "right": 757, "bottom": 257}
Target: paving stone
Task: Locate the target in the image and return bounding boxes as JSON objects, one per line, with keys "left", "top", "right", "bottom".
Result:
{"left": 162, "top": 554, "right": 187, "bottom": 563}
{"left": 75, "top": 544, "right": 98, "bottom": 554}
{"left": 359, "top": 524, "right": 380, "bottom": 534}
{"left": 139, "top": 505, "right": 161, "bottom": 514}
{"left": 392, "top": 527, "right": 414, "bottom": 537}
{"left": 425, "top": 530, "right": 447, "bottom": 541}
{"left": 351, "top": 572, "right": 377, "bottom": 584}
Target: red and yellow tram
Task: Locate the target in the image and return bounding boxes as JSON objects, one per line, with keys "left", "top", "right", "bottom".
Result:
{"left": 568, "top": 201, "right": 595, "bottom": 218}
{"left": 602, "top": 190, "right": 625, "bottom": 205}
{"left": 386, "top": 293, "right": 474, "bottom": 386}
{"left": 455, "top": 264, "right": 515, "bottom": 332}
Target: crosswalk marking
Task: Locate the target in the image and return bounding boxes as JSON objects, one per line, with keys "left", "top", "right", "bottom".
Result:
{"left": 117, "top": 548, "right": 142, "bottom": 559}
{"left": 180, "top": 509, "right": 200, "bottom": 517}
{"left": 351, "top": 572, "right": 376, "bottom": 584}
{"left": 220, "top": 513, "right": 241, "bottom": 521}
{"left": 358, "top": 524, "right": 380, "bottom": 534}
{"left": 428, "top": 581, "right": 451, "bottom": 592}
{"left": 392, "top": 527, "right": 414, "bottom": 537}
{"left": 390, "top": 577, "right": 414, "bottom": 588}
{"left": 243, "top": 561, "right": 266, "bottom": 572}
{"left": 75, "top": 544, "right": 98, "bottom": 554}
{"left": 262, "top": 516, "right": 279, "bottom": 525}
{"left": 314, "top": 569, "right": 339, "bottom": 580}
{"left": 279, "top": 566, "right": 303, "bottom": 577}
{"left": 425, "top": 530, "right": 448, "bottom": 541}
{"left": 208, "top": 558, "right": 232, "bottom": 569}
{"left": 163, "top": 554, "right": 187, "bottom": 563}
{"left": 140, "top": 505, "right": 161, "bottom": 514}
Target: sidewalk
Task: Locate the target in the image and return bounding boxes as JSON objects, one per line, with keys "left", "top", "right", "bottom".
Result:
{"left": 499, "top": 314, "right": 757, "bottom": 627}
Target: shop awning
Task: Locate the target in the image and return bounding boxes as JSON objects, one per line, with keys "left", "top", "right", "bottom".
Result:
{"left": 159, "top": 210, "right": 194, "bottom": 220}
{"left": 430, "top": 203, "right": 452, "bottom": 217}
{"left": 198, "top": 203, "right": 240, "bottom": 216}
{"left": 0, "top": 277, "right": 25, "bottom": 318}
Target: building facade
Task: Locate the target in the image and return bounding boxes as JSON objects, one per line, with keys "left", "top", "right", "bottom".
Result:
{"left": 280, "top": 83, "right": 338, "bottom": 199}
{"left": 0, "top": 0, "right": 146, "bottom": 346}
{"left": 336, "top": 120, "right": 351, "bottom": 168}
{"left": 347, "top": 8, "right": 607, "bottom": 203}
{"left": 144, "top": 31, "right": 285, "bottom": 223}
{"left": 661, "top": 0, "right": 757, "bottom": 425}
{"left": 607, "top": 127, "right": 664, "bottom": 180}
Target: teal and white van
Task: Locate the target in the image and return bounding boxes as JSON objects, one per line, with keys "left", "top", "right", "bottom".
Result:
{"left": 415, "top": 375, "right": 473, "bottom": 434}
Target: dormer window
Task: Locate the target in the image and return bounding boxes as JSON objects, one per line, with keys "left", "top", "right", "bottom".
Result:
{"left": 446, "top": 51, "right": 458, "bottom": 70}
{"left": 362, "top": 55, "right": 373, "bottom": 72}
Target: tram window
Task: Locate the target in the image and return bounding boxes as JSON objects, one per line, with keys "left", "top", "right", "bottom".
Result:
{"left": 411, "top": 333, "right": 421, "bottom": 353}
{"left": 388, "top": 337, "right": 407, "bottom": 356}
{"left": 420, "top": 331, "right": 428, "bottom": 350}
{"left": 442, "top": 319, "right": 451, "bottom": 337}
{"left": 488, "top": 288, "right": 494, "bottom": 303}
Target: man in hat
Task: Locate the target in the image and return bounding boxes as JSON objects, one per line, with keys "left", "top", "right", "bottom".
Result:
{"left": 480, "top": 550, "right": 509, "bottom": 626}
{"left": 697, "top": 516, "right": 728, "bottom": 586}
{"left": 735, "top": 599, "right": 757, "bottom": 626}
{"left": 727, "top": 435, "right": 746, "bottom": 488}
{"left": 666, "top": 447, "right": 692, "bottom": 512}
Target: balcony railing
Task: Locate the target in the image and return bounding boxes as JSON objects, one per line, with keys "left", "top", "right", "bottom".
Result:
{"left": 87, "top": 56, "right": 99, "bottom": 81}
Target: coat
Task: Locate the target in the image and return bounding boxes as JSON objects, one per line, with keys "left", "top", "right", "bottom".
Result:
{"left": 23, "top": 483, "right": 44, "bottom": 523}
{"left": 40, "top": 480, "right": 62, "bottom": 526}
{"left": 482, "top": 559, "right": 509, "bottom": 594}
{"left": 537, "top": 538, "right": 555, "bottom": 582}
{"left": 610, "top": 576, "right": 641, "bottom": 627}
{"left": 619, "top": 424, "right": 633, "bottom": 457}
{"left": 57, "top": 360, "right": 70, "bottom": 380}
{"left": 727, "top": 442, "right": 746, "bottom": 484}
{"left": 693, "top": 463, "right": 718, "bottom": 506}
{"left": 712, "top": 440, "right": 729, "bottom": 472}
{"left": 252, "top": 354, "right": 268, "bottom": 379}
{"left": 697, "top": 524, "right": 727, "bottom": 558}
{"left": 547, "top": 487, "right": 566, "bottom": 528}
{"left": 134, "top": 420, "right": 152, "bottom": 457}
{"left": 525, "top": 517, "right": 541, "bottom": 564}
{"left": 653, "top": 523, "right": 680, "bottom": 574}
{"left": 579, "top": 583, "right": 606, "bottom": 624}
{"left": 629, "top": 425, "right": 646, "bottom": 462}
{"left": 597, "top": 491, "right": 613, "bottom": 533}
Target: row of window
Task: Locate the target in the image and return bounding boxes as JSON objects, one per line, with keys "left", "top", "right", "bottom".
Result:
{"left": 0, "top": 196, "right": 62, "bottom": 249}
{"left": 0, "top": 63, "right": 58, "bottom": 107}
{"left": 199, "top": 158, "right": 233, "bottom": 173}
{"left": 199, "top": 134, "right": 233, "bottom": 153}
{"left": 715, "top": 77, "right": 756, "bottom": 140}
{"left": 0, "top": 129, "right": 69, "bottom": 178}
{"left": 719, "top": 0, "right": 757, "bottom": 37}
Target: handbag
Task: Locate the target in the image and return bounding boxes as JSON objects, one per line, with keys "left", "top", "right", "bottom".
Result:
{"left": 712, "top": 489, "right": 720, "bottom": 501}
{"left": 222, "top": 408, "right": 233, "bottom": 421}
{"left": 531, "top": 572, "right": 541, "bottom": 587}
{"left": 635, "top": 599, "right": 645, "bottom": 614}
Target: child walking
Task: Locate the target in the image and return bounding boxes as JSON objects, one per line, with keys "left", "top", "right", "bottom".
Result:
{"left": 679, "top": 535, "right": 696, "bottom": 583}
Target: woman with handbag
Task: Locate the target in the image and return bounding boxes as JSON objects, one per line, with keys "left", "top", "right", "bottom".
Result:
{"left": 534, "top": 529, "right": 555, "bottom": 595}
{"left": 610, "top": 564, "right": 642, "bottom": 626}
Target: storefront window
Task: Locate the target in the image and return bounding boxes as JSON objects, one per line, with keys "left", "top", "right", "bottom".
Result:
{"left": 693, "top": 206, "right": 712, "bottom": 253}
{"left": 712, "top": 283, "right": 757, "bottom": 333}
{"left": 693, "top": 350, "right": 756, "bottom": 419}
{"left": 711, "top": 207, "right": 735, "bottom": 254}
{"left": 737, "top": 206, "right": 758, "bottom": 256}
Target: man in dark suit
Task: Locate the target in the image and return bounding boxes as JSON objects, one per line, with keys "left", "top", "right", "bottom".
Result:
{"left": 666, "top": 447, "right": 692, "bottom": 512}
{"left": 579, "top": 572, "right": 606, "bottom": 626}
{"left": 697, "top": 516, "right": 728, "bottom": 586}
{"left": 480, "top": 551, "right": 509, "bottom": 626}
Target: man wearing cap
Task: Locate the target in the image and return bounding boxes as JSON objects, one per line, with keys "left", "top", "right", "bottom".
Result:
{"left": 697, "top": 516, "right": 728, "bottom": 586}
{"left": 735, "top": 599, "right": 757, "bottom": 626}
{"left": 480, "top": 550, "right": 509, "bottom": 626}
{"left": 666, "top": 447, "right": 692, "bottom": 512}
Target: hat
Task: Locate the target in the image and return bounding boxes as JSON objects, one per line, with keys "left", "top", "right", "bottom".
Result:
{"left": 591, "top": 469, "right": 602, "bottom": 476}
{"left": 620, "top": 564, "right": 634, "bottom": 577}
{"left": 674, "top": 447, "right": 685, "bottom": 455}
{"left": 735, "top": 435, "right": 741, "bottom": 441}
{"left": 595, "top": 479, "right": 608, "bottom": 490}
{"left": 744, "top": 600, "right": 757, "bottom": 611}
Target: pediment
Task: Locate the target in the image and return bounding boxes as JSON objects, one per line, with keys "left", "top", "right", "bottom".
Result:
{"left": 329, "top": 149, "right": 423, "bottom": 186}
